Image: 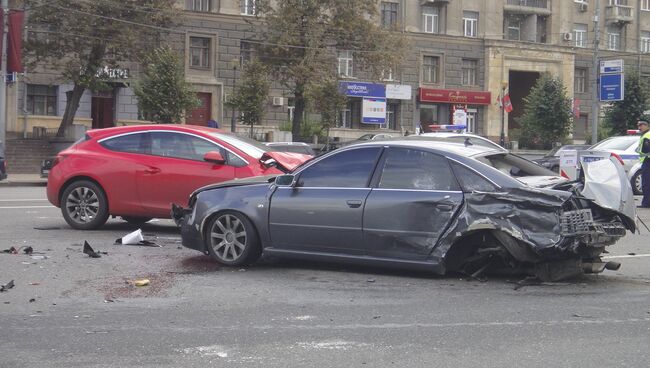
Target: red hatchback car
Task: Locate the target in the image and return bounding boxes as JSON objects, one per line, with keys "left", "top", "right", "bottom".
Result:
{"left": 47, "top": 125, "right": 311, "bottom": 230}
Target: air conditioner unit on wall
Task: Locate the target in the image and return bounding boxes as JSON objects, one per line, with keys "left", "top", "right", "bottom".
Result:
{"left": 563, "top": 32, "right": 573, "bottom": 41}
{"left": 578, "top": 2, "right": 588, "bottom": 12}
{"left": 272, "top": 97, "right": 284, "bottom": 106}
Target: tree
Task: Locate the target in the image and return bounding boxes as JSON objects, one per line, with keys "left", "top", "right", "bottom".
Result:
{"left": 519, "top": 73, "right": 573, "bottom": 149}
{"left": 254, "top": 0, "right": 407, "bottom": 140}
{"left": 133, "top": 46, "right": 198, "bottom": 124}
{"left": 603, "top": 72, "right": 650, "bottom": 136}
{"left": 228, "top": 60, "right": 271, "bottom": 138}
{"left": 306, "top": 78, "right": 347, "bottom": 142}
{"left": 24, "top": 0, "right": 178, "bottom": 137}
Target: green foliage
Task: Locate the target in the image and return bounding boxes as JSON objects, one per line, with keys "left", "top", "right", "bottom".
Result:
{"left": 306, "top": 78, "right": 347, "bottom": 128}
{"left": 603, "top": 72, "right": 650, "bottom": 136}
{"left": 254, "top": 0, "right": 408, "bottom": 139}
{"left": 227, "top": 61, "right": 271, "bottom": 130}
{"left": 133, "top": 46, "right": 199, "bottom": 124}
{"left": 518, "top": 73, "right": 573, "bottom": 149}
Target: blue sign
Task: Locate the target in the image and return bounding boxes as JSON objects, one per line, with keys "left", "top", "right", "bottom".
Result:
{"left": 339, "top": 82, "right": 385, "bottom": 98}
{"left": 599, "top": 73, "right": 624, "bottom": 101}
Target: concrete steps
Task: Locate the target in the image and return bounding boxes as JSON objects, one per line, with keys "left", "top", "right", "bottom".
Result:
{"left": 4, "top": 139, "right": 59, "bottom": 174}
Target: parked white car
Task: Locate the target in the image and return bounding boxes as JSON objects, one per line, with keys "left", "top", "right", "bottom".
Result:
{"left": 628, "top": 161, "right": 643, "bottom": 195}
{"left": 416, "top": 132, "right": 507, "bottom": 152}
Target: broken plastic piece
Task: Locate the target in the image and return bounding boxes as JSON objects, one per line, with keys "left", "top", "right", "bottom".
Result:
{"left": 83, "top": 241, "right": 101, "bottom": 258}
{"left": 134, "top": 279, "right": 150, "bottom": 287}
{"left": 0, "top": 280, "right": 15, "bottom": 292}
{"left": 23, "top": 246, "right": 33, "bottom": 255}
{"left": 2, "top": 246, "right": 17, "bottom": 254}
{"left": 116, "top": 229, "right": 144, "bottom": 245}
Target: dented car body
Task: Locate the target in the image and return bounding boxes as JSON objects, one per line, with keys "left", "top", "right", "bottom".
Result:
{"left": 175, "top": 140, "right": 636, "bottom": 281}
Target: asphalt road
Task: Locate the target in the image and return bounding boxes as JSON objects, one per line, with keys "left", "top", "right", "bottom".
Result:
{"left": 1, "top": 186, "right": 650, "bottom": 368}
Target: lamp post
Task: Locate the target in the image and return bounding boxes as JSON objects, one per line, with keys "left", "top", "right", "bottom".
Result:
{"left": 230, "top": 58, "right": 239, "bottom": 133}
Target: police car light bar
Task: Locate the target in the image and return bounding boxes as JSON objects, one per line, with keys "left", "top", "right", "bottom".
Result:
{"left": 627, "top": 129, "right": 640, "bottom": 135}
{"left": 429, "top": 124, "right": 467, "bottom": 130}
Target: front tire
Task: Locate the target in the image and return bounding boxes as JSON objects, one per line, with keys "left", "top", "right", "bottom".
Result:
{"left": 632, "top": 171, "right": 643, "bottom": 195}
{"left": 60, "top": 180, "right": 109, "bottom": 230}
{"left": 205, "top": 211, "right": 261, "bottom": 266}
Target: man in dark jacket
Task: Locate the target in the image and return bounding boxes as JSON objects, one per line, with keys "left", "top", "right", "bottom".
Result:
{"left": 636, "top": 120, "right": 650, "bottom": 208}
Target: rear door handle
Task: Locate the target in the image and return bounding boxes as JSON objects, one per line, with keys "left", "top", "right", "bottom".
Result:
{"left": 435, "top": 204, "right": 454, "bottom": 212}
{"left": 346, "top": 200, "right": 363, "bottom": 208}
{"left": 144, "top": 167, "right": 161, "bottom": 174}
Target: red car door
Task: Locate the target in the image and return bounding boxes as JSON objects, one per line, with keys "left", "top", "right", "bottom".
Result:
{"left": 136, "top": 131, "right": 237, "bottom": 217}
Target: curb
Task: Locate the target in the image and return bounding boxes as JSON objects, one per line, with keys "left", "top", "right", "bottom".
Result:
{"left": 0, "top": 180, "right": 48, "bottom": 187}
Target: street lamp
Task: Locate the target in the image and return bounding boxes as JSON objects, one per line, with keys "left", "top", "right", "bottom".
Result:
{"left": 230, "top": 58, "right": 239, "bottom": 133}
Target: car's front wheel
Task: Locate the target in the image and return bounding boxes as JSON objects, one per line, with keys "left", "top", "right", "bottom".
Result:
{"left": 60, "top": 180, "right": 109, "bottom": 230}
{"left": 205, "top": 211, "right": 261, "bottom": 266}
{"left": 631, "top": 171, "right": 643, "bottom": 195}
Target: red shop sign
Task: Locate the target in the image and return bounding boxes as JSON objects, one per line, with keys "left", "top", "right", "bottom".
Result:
{"left": 419, "top": 88, "right": 492, "bottom": 105}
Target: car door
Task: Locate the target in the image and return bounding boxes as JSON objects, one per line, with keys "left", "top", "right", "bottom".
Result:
{"left": 268, "top": 147, "right": 382, "bottom": 255}
{"left": 363, "top": 147, "right": 463, "bottom": 261}
{"left": 136, "top": 131, "right": 236, "bottom": 216}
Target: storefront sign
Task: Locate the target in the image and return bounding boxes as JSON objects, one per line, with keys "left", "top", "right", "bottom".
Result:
{"left": 419, "top": 88, "right": 491, "bottom": 105}
{"left": 362, "top": 98, "right": 386, "bottom": 124}
{"left": 386, "top": 84, "right": 412, "bottom": 100}
{"left": 452, "top": 109, "right": 468, "bottom": 127}
{"left": 340, "top": 82, "right": 385, "bottom": 98}
{"left": 96, "top": 66, "right": 130, "bottom": 80}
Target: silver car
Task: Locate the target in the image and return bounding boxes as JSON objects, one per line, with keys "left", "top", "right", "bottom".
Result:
{"left": 174, "top": 140, "right": 635, "bottom": 281}
{"left": 584, "top": 136, "right": 641, "bottom": 194}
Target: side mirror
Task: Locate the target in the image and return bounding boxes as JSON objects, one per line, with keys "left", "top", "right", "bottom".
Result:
{"left": 275, "top": 174, "right": 295, "bottom": 187}
{"left": 204, "top": 151, "right": 226, "bottom": 165}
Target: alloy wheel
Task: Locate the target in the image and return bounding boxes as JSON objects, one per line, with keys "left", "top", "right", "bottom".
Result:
{"left": 65, "top": 186, "right": 100, "bottom": 224}
{"left": 209, "top": 214, "right": 247, "bottom": 262}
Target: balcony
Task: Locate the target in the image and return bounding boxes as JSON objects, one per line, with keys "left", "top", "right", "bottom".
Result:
{"left": 504, "top": 0, "right": 551, "bottom": 15}
{"left": 605, "top": 5, "right": 634, "bottom": 24}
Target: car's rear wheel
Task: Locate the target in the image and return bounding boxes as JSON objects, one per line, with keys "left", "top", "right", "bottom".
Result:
{"left": 205, "top": 211, "right": 261, "bottom": 266}
{"left": 122, "top": 216, "right": 153, "bottom": 225}
{"left": 632, "top": 171, "right": 643, "bottom": 195}
{"left": 61, "top": 180, "right": 109, "bottom": 230}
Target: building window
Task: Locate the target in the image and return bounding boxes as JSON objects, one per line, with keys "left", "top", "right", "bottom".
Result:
{"left": 240, "top": 41, "right": 257, "bottom": 65}
{"left": 643, "top": 0, "right": 650, "bottom": 10}
{"left": 338, "top": 50, "right": 353, "bottom": 77}
{"left": 505, "top": 15, "right": 521, "bottom": 41}
{"left": 574, "top": 23, "right": 588, "bottom": 47}
{"left": 189, "top": 37, "right": 210, "bottom": 69}
{"left": 461, "top": 59, "right": 477, "bottom": 86}
{"left": 463, "top": 11, "right": 478, "bottom": 37}
{"left": 382, "top": 68, "right": 394, "bottom": 81}
{"left": 381, "top": 102, "right": 399, "bottom": 130}
{"left": 27, "top": 84, "right": 57, "bottom": 116}
{"left": 241, "top": 0, "right": 256, "bottom": 15}
{"left": 641, "top": 31, "right": 650, "bottom": 53}
{"left": 191, "top": 0, "right": 211, "bottom": 12}
{"left": 606, "top": 25, "right": 621, "bottom": 50}
{"left": 575, "top": 68, "right": 588, "bottom": 93}
{"left": 381, "top": 2, "right": 399, "bottom": 29}
{"left": 422, "top": 55, "right": 439, "bottom": 84}
{"left": 422, "top": 6, "right": 439, "bottom": 34}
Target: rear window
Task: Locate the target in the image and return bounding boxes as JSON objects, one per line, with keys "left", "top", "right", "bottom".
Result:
{"left": 100, "top": 133, "right": 147, "bottom": 154}
{"left": 590, "top": 137, "right": 637, "bottom": 151}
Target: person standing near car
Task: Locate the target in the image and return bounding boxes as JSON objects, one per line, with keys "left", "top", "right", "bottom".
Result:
{"left": 636, "top": 120, "right": 650, "bottom": 208}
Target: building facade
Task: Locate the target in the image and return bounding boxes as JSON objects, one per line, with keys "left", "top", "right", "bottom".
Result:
{"left": 4, "top": 0, "right": 650, "bottom": 143}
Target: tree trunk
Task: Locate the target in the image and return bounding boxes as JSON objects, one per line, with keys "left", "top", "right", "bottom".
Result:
{"left": 292, "top": 83, "right": 306, "bottom": 141}
{"left": 57, "top": 84, "right": 86, "bottom": 138}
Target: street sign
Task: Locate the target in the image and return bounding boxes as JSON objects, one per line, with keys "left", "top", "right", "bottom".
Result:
{"left": 600, "top": 59, "right": 623, "bottom": 74}
{"left": 599, "top": 73, "right": 624, "bottom": 101}
{"left": 362, "top": 98, "right": 386, "bottom": 124}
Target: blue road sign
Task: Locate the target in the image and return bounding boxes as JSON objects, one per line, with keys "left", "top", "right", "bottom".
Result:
{"left": 599, "top": 73, "right": 624, "bottom": 101}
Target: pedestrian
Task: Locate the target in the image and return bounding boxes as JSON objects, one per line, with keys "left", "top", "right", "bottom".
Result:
{"left": 636, "top": 120, "right": 650, "bottom": 208}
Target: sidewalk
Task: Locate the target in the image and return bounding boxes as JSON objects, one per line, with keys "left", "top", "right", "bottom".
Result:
{"left": 0, "top": 174, "right": 47, "bottom": 187}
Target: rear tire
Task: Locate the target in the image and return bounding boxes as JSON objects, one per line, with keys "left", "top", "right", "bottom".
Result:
{"left": 631, "top": 171, "right": 643, "bottom": 195}
{"left": 60, "top": 180, "right": 109, "bottom": 230}
{"left": 205, "top": 211, "right": 261, "bottom": 266}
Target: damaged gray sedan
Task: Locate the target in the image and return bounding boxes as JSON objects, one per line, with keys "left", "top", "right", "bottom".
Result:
{"left": 173, "top": 140, "right": 636, "bottom": 281}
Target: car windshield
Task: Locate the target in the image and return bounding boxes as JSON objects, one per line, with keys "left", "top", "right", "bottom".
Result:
{"left": 590, "top": 136, "right": 637, "bottom": 151}
{"left": 475, "top": 152, "right": 557, "bottom": 177}
{"left": 208, "top": 132, "right": 269, "bottom": 159}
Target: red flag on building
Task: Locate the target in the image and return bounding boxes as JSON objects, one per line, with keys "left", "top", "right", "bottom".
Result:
{"left": 7, "top": 10, "right": 25, "bottom": 73}
{"left": 502, "top": 87, "right": 513, "bottom": 113}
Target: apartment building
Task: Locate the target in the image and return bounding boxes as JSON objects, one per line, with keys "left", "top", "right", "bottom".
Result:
{"left": 5, "top": 0, "right": 650, "bottom": 143}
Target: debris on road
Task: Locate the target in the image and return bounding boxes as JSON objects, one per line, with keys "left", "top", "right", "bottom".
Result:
{"left": 0, "top": 280, "right": 15, "bottom": 292}
{"left": 33, "top": 226, "right": 62, "bottom": 230}
{"left": 30, "top": 255, "right": 48, "bottom": 261}
{"left": 23, "top": 246, "right": 33, "bottom": 255}
{"left": 29, "top": 298, "right": 36, "bottom": 303}
{"left": 115, "top": 229, "right": 160, "bottom": 247}
{"left": 134, "top": 279, "right": 150, "bottom": 287}
{"left": 83, "top": 241, "right": 102, "bottom": 258}
{"left": 2, "top": 246, "right": 17, "bottom": 254}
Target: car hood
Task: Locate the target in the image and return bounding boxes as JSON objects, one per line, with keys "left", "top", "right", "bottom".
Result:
{"left": 517, "top": 175, "right": 568, "bottom": 188}
{"left": 260, "top": 152, "right": 311, "bottom": 172}
{"left": 580, "top": 156, "right": 636, "bottom": 227}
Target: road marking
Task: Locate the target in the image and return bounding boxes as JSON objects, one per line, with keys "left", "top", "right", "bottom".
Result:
{"left": 0, "top": 199, "right": 48, "bottom": 202}
{"left": 0, "top": 206, "right": 55, "bottom": 209}
{"left": 603, "top": 254, "right": 650, "bottom": 259}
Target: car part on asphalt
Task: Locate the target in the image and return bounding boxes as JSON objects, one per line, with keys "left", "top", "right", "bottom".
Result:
{"left": 0, "top": 280, "right": 15, "bottom": 292}
{"left": 176, "top": 140, "right": 635, "bottom": 282}
{"left": 82, "top": 241, "right": 102, "bottom": 258}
